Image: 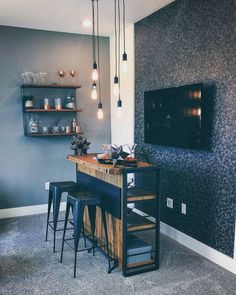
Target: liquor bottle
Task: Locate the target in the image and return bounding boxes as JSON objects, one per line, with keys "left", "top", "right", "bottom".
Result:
{"left": 71, "top": 118, "right": 76, "bottom": 133}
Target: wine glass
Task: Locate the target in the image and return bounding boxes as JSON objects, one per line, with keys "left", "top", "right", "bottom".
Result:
{"left": 58, "top": 70, "right": 66, "bottom": 85}
{"left": 70, "top": 70, "right": 78, "bottom": 85}
{"left": 39, "top": 72, "right": 47, "bottom": 84}
{"left": 124, "top": 144, "right": 137, "bottom": 158}
{"left": 101, "top": 144, "right": 110, "bottom": 157}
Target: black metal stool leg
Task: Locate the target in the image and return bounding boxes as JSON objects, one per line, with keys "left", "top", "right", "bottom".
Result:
{"left": 45, "top": 189, "right": 53, "bottom": 242}
{"left": 82, "top": 220, "right": 87, "bottom": 248}
{"left": 88, "top": 205, "right": 96, "bottom": 256}
{"left": 52, "top": 191, "right": 62, "bottom": 253}
{"left": 60, "top": 202, "right": 70, "bottom": 263}
{"left": 73, "top": 203, "right": 84, "bottom": 278}
{"left": 101, "top": 207, "right": 111, "bottom": 272}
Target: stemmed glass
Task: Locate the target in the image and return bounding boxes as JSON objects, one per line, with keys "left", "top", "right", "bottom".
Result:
{"left": 58, "top": 70, "right": 66, "bottom": 86}
{"left": 124, "top": 144, "right": 137, "bottom": 158}
{"left": 101, "top": 144, "right": 111, "bottom": 157}
{"left": 39, "top": 72, "right": 47, "bottom": 84}
{"left": 70, "top": 70, "right": 78, "bottom": 85}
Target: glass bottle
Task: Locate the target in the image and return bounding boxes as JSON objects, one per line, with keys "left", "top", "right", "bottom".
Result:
{"left": 71, "top": 118, "right": 76, "bottom": 133}
{"left": 29, "top": 116, "right": 39, "bottom": 133}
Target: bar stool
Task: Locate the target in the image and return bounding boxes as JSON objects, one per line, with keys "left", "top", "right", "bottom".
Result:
{"left": 45, "top": 181, "right": 80, "bottom": 253}
{"left": 60, "top": 191, "right": 111, "bottom": 278}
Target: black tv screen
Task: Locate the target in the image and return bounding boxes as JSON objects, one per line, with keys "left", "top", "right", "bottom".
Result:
{"left": 144, "top": 83, "right": 204, "bottom": 150}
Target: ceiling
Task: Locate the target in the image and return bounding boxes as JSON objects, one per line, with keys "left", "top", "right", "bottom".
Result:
{"left": 0, "top": 0, "right": 174, "bottom": 36}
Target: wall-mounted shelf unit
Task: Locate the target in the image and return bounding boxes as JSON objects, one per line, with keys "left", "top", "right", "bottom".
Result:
{"left": 21, "top": 84, "right": 82, "bottom": 137}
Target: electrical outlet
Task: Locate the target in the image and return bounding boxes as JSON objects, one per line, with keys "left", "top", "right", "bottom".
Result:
{"left": 167, "top": 197, "right": 173, "bottom": 209}
{"left": 45, "top": 182, "right": 50, "bottom": 190}
{"left": 181, "top": 203, "right": 186, "bottom": 214}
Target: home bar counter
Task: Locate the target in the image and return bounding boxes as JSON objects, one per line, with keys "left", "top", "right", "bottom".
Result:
{"left": 67, "top": 153, "right": 160, "bottom": 276}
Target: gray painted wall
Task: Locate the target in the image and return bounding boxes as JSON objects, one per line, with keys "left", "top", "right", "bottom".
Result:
{"left": 135, "top": 0, "right": 235, "bottom": 257}
{"left": 0, "top": 26, "right": 111, "bottom": 209}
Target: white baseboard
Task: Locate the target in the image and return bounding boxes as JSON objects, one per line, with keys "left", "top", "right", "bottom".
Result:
{"left": 0, "top": 204, "right": 235, "bottom": 274}
{"left": 160, "top": 222, "right": 236, "bottom": 275}
{"left": 0, "top": 202, "right": 67, "bottom": 219}
{"left": 132, "top": 207, "right": 236, "bottom": 275}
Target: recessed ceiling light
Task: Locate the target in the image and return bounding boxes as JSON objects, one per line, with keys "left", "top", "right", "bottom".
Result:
{"left": 83, "top": 19, "right": 92, "bottom": 28}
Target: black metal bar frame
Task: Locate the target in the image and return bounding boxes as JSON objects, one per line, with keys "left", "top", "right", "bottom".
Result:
{"left": 122, "top": 165, "right": 160, "bottom": 277}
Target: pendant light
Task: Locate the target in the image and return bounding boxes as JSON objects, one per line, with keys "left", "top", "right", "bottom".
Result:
{"left": 91, "top": 0, "right": 98, "bottom": 101}
{"left": 116, "top": 0, "right": 123, "bottom": 118}
{"left": 122, "top": 0, "right": 128, "bottom": 73}
{"left": 113, "top": 0, "right": 120, "bottom": 99}
{"left": 95, "top": 0, "right": 103, "bottom": 119}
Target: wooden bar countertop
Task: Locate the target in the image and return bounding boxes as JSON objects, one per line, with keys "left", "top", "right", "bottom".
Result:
{"left": 67, "top": 153, "right": 153, "bottom": 175}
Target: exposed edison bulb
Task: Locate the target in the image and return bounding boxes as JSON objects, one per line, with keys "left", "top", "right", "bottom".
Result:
{"left": 97, "top": 108, "right": 104, "bottom": 120}
{"left": 92, "top": 69, "right": 98, "bottom": 81}
{"left": 122, "top": 60, "right": 128, "bottom": 73}
{"left": 91, "top": 88, "right": 97, "bottom": 100}
{"left": 116, "top": 107, "right": 123, "bottom": 118}
{"left": 113, "top": 83, "right": 120, "bottom": 98}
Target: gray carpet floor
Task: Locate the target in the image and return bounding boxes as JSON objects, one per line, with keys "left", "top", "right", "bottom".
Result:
{"left": 0, "top": 214, "right": 235, "bottom": 295}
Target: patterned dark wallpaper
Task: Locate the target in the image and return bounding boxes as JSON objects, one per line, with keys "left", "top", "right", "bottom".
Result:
{"left": 135, "top": 0, "right": 236, "bottom": 257}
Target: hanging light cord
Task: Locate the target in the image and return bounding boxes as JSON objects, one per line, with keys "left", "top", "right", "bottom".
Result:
{"left": 92, "top": 0, "right": 96, "bottom": 65}
{"left": 97, "top": 0, "right": 101, "bottom": 104}
{"left": 114, "top": 0, "right": 118, "bottom": 77}
{"left": 118, "top": 0, "right": 121, "bottom": 101}
{"left": 123, "top": 0, "right": 126, "bottom": 53}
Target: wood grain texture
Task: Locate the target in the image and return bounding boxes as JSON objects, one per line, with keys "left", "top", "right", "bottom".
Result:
{"left": 67, "top": 154, "right": 154, "bottom": 176}
{"left": 83, "top": 207, "right": 123, "bottom": 270}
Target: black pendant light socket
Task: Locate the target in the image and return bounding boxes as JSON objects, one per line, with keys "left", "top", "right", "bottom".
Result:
{"left": 122, "top": 52, "right": 127, "bottom": 61}
{"left": 92, "top": 82, "right": 96, "bottom": 88}
{"left": 117, "top": 99, "right": 122, "bottom": 107}
{"left": 114, "top": 76, "right": 119, "bottom": 84}
{"left": 93, "top": 62, "right": 98, "bottom": 70}
{"left": 98, "top": 102, "right": 102, "bottom": 109}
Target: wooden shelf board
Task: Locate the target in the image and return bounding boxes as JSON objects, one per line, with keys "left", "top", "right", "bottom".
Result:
{"left": 25, "top": 132, "right": 83, "bottom": 137}
{"left": 127, "top": 188, "right": 156, "bottom": 202}
{"left": 21, "top": 84, "right": 82, "bottom": 89}
{"left": 127, "top": 259, "right": 155, "bottom": 269}
{"left": 127, "top": 224, "right": 156, "bottom": 232}
{"left": 127, "top": 211, "right": 155, "bottom": 232}
{"left": 25, "top": 109, "right": 82, "bottom": 112}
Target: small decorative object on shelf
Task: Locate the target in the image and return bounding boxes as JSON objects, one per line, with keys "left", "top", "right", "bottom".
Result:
{"left": 53, "top": 119, "right": 60, "bottom": 133}
{"left": 42, "top": 126, "right": 49, "bottom": 134}
{"left": 71, "top": 118, "right": 76, "bottom": 133}
{"left": 55, "top": 98, "right": 62, "bottom": 110}
{"left": 66, "top": 125, "right": 71, "bottom": 134}
{"left": 66, "top": 94, "right": 75, "bottom": 109}
{"left": 75, "top": 125, "right": 81, "bottom": 133}
{"left": 24, "top": 96, "right": 34, "bottom": 109}
{"left": 110, "top": 145, "right": 129, "bottom": 167}
{"left": 70, "top": 135, "right": 90, "bottom": 155}
{"left": 21, "top": 71, "right": 47, "bottom": 84}
{"left": 58, "top": 70, "right": 66, "bottom": 85}
{"left": 44, "top": 98, "right": 50, "bottom": 110}
{"left": 29, "top": 116, "right": 39, "bottom": 133}
{"left": 70, "top": 70, "right": 78, "bottom": 85}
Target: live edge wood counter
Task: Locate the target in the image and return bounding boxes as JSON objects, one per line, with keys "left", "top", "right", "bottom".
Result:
{"left": 67, "top": 153, "right": 159, "bottom": 275}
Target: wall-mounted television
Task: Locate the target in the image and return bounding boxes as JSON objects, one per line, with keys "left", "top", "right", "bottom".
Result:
{"left": 144, "top": 83, "right": 205, "bottom": 150}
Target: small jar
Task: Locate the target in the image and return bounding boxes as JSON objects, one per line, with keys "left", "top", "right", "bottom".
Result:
{"left": 44, "top": 98, "right": 50, "bottom": 110}
{"left": 25, "top": 96, "right": 34, "bottom": 109}
{"left": 76, "top": 125, "right": 81, "bottom": 133}
{"left": 66, "top": 126, "right": 71, "bottom": 133}
{"left": 55, "top": 98, "right": 62, "bottom": 110}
